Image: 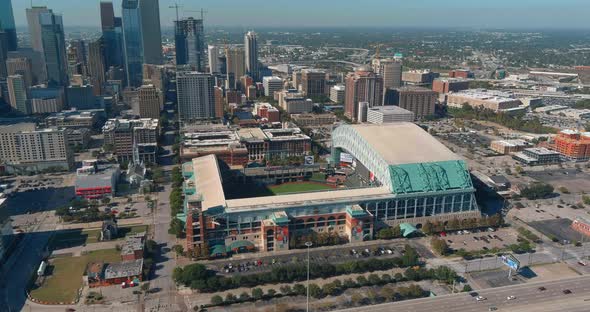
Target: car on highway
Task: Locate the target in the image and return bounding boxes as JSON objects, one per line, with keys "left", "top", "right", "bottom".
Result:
{"left": 488, "top": 307, "right": 497, "bottom": 311}
{"left": 563, "top": 289, "right": 572, "bottom": 294}
{"left": 476, "top": 296, "right": 487, "bottom": 301}
{"left": 538, "top": 286, "right": 546, "bottom": 291}
{"left": 469, "top": 292, "right": 479, "bottom": 297}
{"left": 507, "top": 295, "right": 516, "bottom": 300}
{"left": 578, "top": 261, "right": 587, "bottom": 266}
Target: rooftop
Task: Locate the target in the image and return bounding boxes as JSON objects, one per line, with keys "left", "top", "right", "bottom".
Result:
{"left": 492, "top": 139, "right": 529, "bottom": 147}
{"left": 348, "top": 123, "right": 461, "bottom": 165}
{"left": 189, "top": 155, "right": 226, "bottom": 211}
{"left": 526, "top": 147, "right": 560, "bottom": 156}
{"left": 368, "top": 105, "right": 414, "bottom": 115}
{"left": 104, "top": 259, "right": 143, "bottom": 279}
{"left": 102, "top": 118, "right": 159, "bottom": 132}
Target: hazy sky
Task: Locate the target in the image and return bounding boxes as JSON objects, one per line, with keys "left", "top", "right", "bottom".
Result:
{"left": 11, "top": 0, "right": 590, "bottom": 29}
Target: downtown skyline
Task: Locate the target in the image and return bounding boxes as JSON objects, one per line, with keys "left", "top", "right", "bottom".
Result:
{"left": 7, "top": 0, "right": 590, "bottom": 30}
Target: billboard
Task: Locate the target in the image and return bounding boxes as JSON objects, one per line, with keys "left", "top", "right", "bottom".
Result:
{"left": 304, "top": 156, "right": 314, "bottom": 166}
{"left": 501, "top": 254, "right": 520, "bottom": 271}
{"left": 340, "top": 153, "right": 353, "bottom": 163}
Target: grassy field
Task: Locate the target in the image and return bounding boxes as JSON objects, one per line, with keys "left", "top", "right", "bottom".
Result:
{"left": 269, "top": 182, "right": 334, "bottom": 195}
{"left": 30, "top": 249, "right": 121, "bottom": 303}
{"left": 49, "top": 225, "right": 149, "bottom": 251}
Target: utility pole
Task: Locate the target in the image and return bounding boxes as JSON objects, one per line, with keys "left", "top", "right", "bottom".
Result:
{"left": 305, "top": 241, "right": 313, "bottom": 312}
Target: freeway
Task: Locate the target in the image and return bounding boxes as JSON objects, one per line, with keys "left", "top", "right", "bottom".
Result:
{"left": 338, "top": 275, "right": 590, "bottom": 312}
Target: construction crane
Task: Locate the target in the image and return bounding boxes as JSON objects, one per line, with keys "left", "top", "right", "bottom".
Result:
{"left": 185, "top": 8, "right": 208, "bottom": 21}
{"left": 169, "top": 2, "right": 183, "bottom": 22}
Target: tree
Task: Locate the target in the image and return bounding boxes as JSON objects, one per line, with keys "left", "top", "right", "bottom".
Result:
{"left": 308, "top": 283, "right": 323, "bottom": 299}
{"left": 224, "top": 293, "right": 236, "bottom": 303}
{"left": 462, "top": 284, "right": 473, "bottom": 292}
{"left": 101, "top": 197, "right": 111, "bottom": 205}
{"left": 211, "top": 295, "right": 223, "bottom": 305}
{"left": 266, "top": 288, "right": 277, "bottom": 297}
{"left": 239, "top": 292, "right": 250, "bottom": 301}
{"left": 367, "top": 273, "right": 381, "bottom": 285}
{"left": 169, "top": 218, "right": 185, "bottom": 238}
{"left": 293, "top": 284, "right": 306, "bottom": 296}
{"left": 172, "top": 244, "right": 184, "bottom": 256}
{"left": 279, "top": 285, "right": 292, "bottom": 295}
{"left": 520, "top": 183, "right": 554, "bottom": 200}
{"left": 252, "top": 288, "right": 264, "bottom": 299}
{"left": 431, "top": 237, "right": 449, "bottom": 256}
{"left": 515, "top": 165, "right": 524, "bottom": 174}
{"left": 380, "top": 285, "right": 396, "bottom": 301}
{"left": 141, "top": 282, "right": 150, "bottom": 292}
{"left": 422, "top": 221, "right": 434, "bottom": 235}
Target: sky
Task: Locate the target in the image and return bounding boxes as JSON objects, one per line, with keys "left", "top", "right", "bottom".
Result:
{"left": 10, "top": 0, "right": 590, "bottom": 29}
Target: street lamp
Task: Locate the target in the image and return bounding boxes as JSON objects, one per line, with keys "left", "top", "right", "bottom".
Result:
{"left": 305, "top": 241, "right": 313, "bottom": 312}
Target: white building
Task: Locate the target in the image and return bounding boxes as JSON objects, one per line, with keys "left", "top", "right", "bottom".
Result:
{"left": 262, "top": 76, "right": 283, "bottom": 97}
{"left": 330, "top": 85, "right": 345, "bottom": 103}
{"left": 208, "top": 45, "right": 219, "bottom": 74}
{"left": 366, "top": 106, "right": 415, "bottom": 124}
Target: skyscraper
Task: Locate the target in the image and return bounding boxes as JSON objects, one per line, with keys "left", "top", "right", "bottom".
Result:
{"left": 175, "top": 17, "right": 205, "bottom": 71}
{"left": 176, "top": 71, "right": 215, "bottom": 122}
{"left": 7, "top": 75, "right": 29, "bottom": 114}
{"left": 40, "top": 11, "right": 68, "bottom": 87}
{"left": 100, "top": 1, "right": 124, "bottom": 68}
{"left": 208, "top": 45, "right": 219, "bottom": 74}
{"left": 139, "top": 0, "right": 162, "bottom": 65}
{"left": 244, "top": 31, "right": 259, "bottom": 81}
{"left": 344, "top": 67, "right": 384, "bottom": 122}
{"left": 121, "top": 0, "right": 144, "bottom": 87}
{"left": 225, "top": 47, "right": 245, "bottom": 90}
{"left": 122, "top": 0, "right": 163, "bottom": 87}
{"left": 0, "top": 0, "right": 17, "bottom": 51}
{"left": 137, "top": 84, "right": 162, "bottom": 119}
{"left": 301, "top": 69, "right": 326, "bottom": 98}
{"left": 26, "top": 6, "right": 51, "bottom": 54}
{"left": 88, "top": 38, "right": 107, "bottom": 95}
{"left": 0, "top": 30, "right": 7, "bottom": 79}
{"left": 372, "top": 58, "right": 402, "bottom": 89}
{"left": 6, "top": 58, "right": 33, "bottom": 87}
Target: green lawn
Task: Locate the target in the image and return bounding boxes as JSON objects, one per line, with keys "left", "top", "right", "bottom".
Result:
{"left": 30, "top": 249, "right": 121, "bottom": 303}
{"left": 49, "top": 225, "right": 149, "bottom": 251}
{"left": 269, "top": 182, "right": 334, "bottom": 195}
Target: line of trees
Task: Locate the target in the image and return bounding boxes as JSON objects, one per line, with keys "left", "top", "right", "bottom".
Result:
{"left": 421, "top": 214, "right": 504, "bottom": 236}
{"left": 520, "top": 183, "right": 554, "bottom": 200}
{"left": 174, "top": 245, "right": 420, "bottom": 293}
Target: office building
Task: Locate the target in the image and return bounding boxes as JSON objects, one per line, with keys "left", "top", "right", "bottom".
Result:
{"left": 30, "top": 97, "right": 62, "bottom": 114}
{"left": 88, "top": 38, "right": 107, "bottom": 95}
{"left": 372, "top": 58, "right": 402, "bottom": 89}
{"left": 0, "top": 123, "right": 73, "bottom": 174}
{"left": 178, "top": 123, "right": 479, "bottom": 253}
{"left": 40, "top": 11, "right": 68, "bottom": 86}
{"left": 432, "top": 78, "right": 470, "bottom": 94}
{"left": 291, "top": 113, "right": 337, "bottom": 127}
{"left": 383, "top": 86, "right": 437, "bottom": 119}
{"left": 402, "top": 70, "right": 440, "bottom": 85}
{"left": 240, "top": 75, "right": 254, "bottom": 93}
{"left": 244, "top": 31, "right": 259, "bottom": 81}
{"left": 142, "top": 64, "right": 167, "bottom": 91}
{"left": 100, "top": 1, "right": 124, "bottom": 68}
{"left": 554, "top": 130, "right": 590, "bottom": 161}
{"left": 66, "top": 85, "right": 96, "bottom": 110}
{"left": 330, "top": 85, "right": 345, "bottom": 103}
{"left": 175, "top": 17, "right": 205, "bottom": 71}
{"left": 6, "top": 58, "right": 33, "bottom": 87}
{"left": 7, "top": 75, "right": 29, "bottom": 114}
{"left": 446, "top": 89, "right": 522, "bottom": 112}
{"left": 277, "top": 89, "right": 311, "bottom": 114}
{"left": 214, "top": 86, "right": 224, "bottom": 118}
{"left": 449, "top": 69, "right": 473, "bottom": 79}
{"left": 366, "top": 106, "right": 415, "bottom": 124}
{"left": 46, "top": 109, "right": 99, "bottom": 129}
{"left": 255, "top": 103, "right": 280, "bottom": 123}
{"left": 344, "top": 68, "right": 383, "bottom": 121}
{"left": 139, "top": 0, "right": 162, "bottom": 65}
{"left": 490, "top": 139, "right": 530, "bottom": 155}
{"left": 29, "top": 85, "right": 64, "bottom": 112}
{"left": 26, "top": 6, "right": 51, "bottom": 54}
{"left": 137, "top": 84, "right": 161, "bottom": 119}
{"left": 69, "top": 39, "right": 87, "bottom": 75}
{"left": 0, "top": 30, "right": 8, "bottom": 79}
{"left": 513, "top": 148, "right": 561, "bottom": 166}
{"left": 263, "top": 76, "right": 283, "bottom": 97}
{"left": 225, "top": 47, "right": 245, "bottom": 89}
{"left": 75, "top": 162, "right": 120, "bottom": 199}
{"left": 208, "top": 45, "right": 219, "bottom": 74}
{"left": 0, "top": 0, "right": 17, "bottom": 51}
{"left": 301, "top": 69, "right": 326, "bottom": 98}
{"left": 103, "top": 118, "right": 159, "bottom": 163}
{"left": 177, "top": 71, "right": 216, "bottom": 122}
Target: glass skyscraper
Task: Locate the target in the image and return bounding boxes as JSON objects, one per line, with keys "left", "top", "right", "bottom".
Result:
{"left": 122, "top": 0, "right": 144, "bottom": 87}
{"left": 0, "top": 0, "right": 17, "bottom": 51}
{"left": 40, "top": 11, "right": 68, "bottom": 87}
{"left": 100, "top": 1, "right": 124, "bottom": 69}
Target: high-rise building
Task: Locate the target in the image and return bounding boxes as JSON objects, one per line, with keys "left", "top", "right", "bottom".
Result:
{"left": 0, "top": 29, "right": 7, "bottom": 79}
{"left": 142, "top": 64, "right": 167, "bottom": 91}
{"left": 88, "top": 38, "right": 107, "bottom": 95}
{"left": 344, "top": 68, "right": 383, "bottom": 121}
{"left": 100, "top": 2, "right": 124, "bottom": 68}
{"left": 66, "top": 85, "right": 96, "bottom": 110}
{"left": 301, "top": 69, "right": 326, "bottom": 98}
{"left": 0, "top": 123, "right": 74, "bottom": 173}
{"left": 208, "top": 45, "right": 219, "bottom": 74}
{"left": 263, "top": 76, "right": 283, "bottom": 97}
{"left": 40, "top": 11, "right": 68, "bottom": 86}
{"left": 102, "top": 118, "right": 159, "bottom": 163}
{"left": 137, "top": 84, "right": 161, "bottom": 119}
{"left": 177, "top": 71, "right": 216, "bottom": 122}
{"left": 7, "top": 75, "right": 29, "bottom": 114}
{"left": 121, "top": 0, "right": 144, "bottom": 87}
{"left": 383, "top": 86, "right": 437, "bottom": 119}
{"left": 330, "top": 85, "right": 345, "bottom": 103}
{"left": 0, "top": 0, "right": 17, "bottom": 51}
{"left": 26, "top": 6, "right": 51, "bottom": 54}
{"left": 175, "top": 17, "right": 205, "bottom": 71}
{"left": 214, "top": 86, "right": 224, "bottom": 118}
{"left": 139, "top": 0, "right": 162, "bottom": 65}
{"left": 372, "top": 58, "right": 402, "bottom": 89}
{"left": 6, "top": 58, "right": 33, "bottom": 87}
{"left": 225, "top": 47, "right": 245, "bottom": 90}
{"left": 244, "top": 31, "right": 259, "bottom": 81}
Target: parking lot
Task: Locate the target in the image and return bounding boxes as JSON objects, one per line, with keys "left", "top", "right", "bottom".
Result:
{"left": 441, "top": 227, "right": 520, "bottom": 253}
{"left": 529, "top": 219, "right": 586, "bottom": 244}
{"left": 526, "top": 168, "right": 590, "bottom": 194}
{"left": 206, "top": 242, "right": 406, "bottom": 276}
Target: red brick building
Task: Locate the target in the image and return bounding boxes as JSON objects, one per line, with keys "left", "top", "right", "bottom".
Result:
{"left": 432, "top": 78, "right": 470, "bottom": 94}
{"left": 554, "top": 130, "right": 590, "bottom": 161}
